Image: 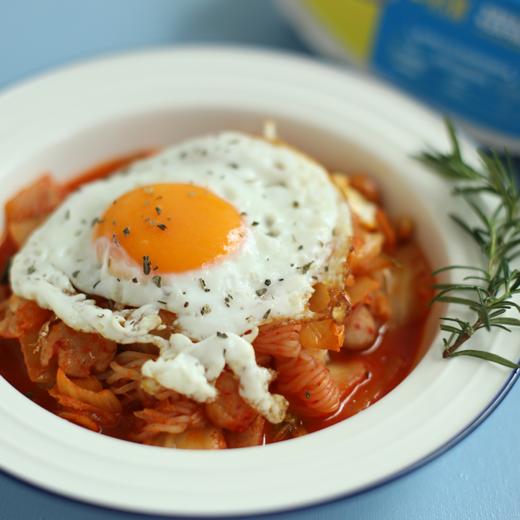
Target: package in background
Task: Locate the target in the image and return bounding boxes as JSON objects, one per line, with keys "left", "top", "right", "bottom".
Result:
{"left": 279, "top": 0, "right": 520, "bottom": 150}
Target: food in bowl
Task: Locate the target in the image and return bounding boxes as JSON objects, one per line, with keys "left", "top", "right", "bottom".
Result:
{"left": 0, "top": 131, "right": 433, "bottom": 449}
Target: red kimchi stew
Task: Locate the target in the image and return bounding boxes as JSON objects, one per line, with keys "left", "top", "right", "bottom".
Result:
{"left": 0, "top": 142, "right": 434, "bottom": 449}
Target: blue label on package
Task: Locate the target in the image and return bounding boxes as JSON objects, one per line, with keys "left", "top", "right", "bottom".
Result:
{"left": 371, "top": 0, "right": 520, "bottom": 137}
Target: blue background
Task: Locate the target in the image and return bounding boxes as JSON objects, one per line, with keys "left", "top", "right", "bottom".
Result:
{"left": 0, "top": 1, "right": 519, "bottom": 519}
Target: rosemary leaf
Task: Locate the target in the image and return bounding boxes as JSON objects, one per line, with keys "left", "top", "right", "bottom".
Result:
{"left": 432, "top": 265, "right": 488, "bottom": 275}
{"left": 490, "top": 317, "right": 520, "bottom": 327}
{"left": 418, "top": 119, "right": 520, "bottom": 367}
{"left": 447, "top": 349, "right": 520, "bottom": 369}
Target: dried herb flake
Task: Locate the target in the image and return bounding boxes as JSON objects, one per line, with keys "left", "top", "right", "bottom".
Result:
{"left": 301, "top": 262, "right": 313, "bottom": 274}
{"left": 199, "top": 279, "right": 210, "bottom": 292}
{"left": 143, "top": 256, "right": 151, "bottom": 275}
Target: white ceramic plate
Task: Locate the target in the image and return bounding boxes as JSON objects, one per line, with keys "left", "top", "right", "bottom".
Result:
{"left": 0, "top": 47, "right": 518, "bottom": 517}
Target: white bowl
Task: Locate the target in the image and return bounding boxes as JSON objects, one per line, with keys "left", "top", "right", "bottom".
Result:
{"left": 0, "top": 47, "right": 518, "bottom": 517}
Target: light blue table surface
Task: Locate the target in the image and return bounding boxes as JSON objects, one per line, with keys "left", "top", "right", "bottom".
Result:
{"left": 0, "top": 1, "right": 519, "bottom": 519}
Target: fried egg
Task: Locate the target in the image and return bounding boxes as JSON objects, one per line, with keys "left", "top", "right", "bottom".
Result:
{"left": 10, "top": 132, "right": 352, "bottom": 422}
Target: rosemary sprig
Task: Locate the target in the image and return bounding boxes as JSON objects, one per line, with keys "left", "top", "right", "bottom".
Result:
{"left": 418, "top": 119, "right": 520, "bottom": 369}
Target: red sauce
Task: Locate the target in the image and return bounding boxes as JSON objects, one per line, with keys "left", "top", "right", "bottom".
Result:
{"left": 306, "top": 321, "right": 425, "bottom": 432}
{"left": 0, "top": 340, "right": 56, "bottom": 410}
{"left": 0, "top": 234, "right": 16, "bottom": 280}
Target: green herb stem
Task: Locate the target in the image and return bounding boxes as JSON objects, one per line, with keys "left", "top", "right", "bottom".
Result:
{"left": 418, "top": 119, "right": 520, "bottom": 369}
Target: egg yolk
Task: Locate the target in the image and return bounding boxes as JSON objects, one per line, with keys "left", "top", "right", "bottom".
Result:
{"left": 94, "top": 183, "right": 245, "bottom": 274}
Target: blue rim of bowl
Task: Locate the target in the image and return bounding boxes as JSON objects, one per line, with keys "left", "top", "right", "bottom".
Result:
{"left": 0, "top": 362, "right": 518, "bottom": 519}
